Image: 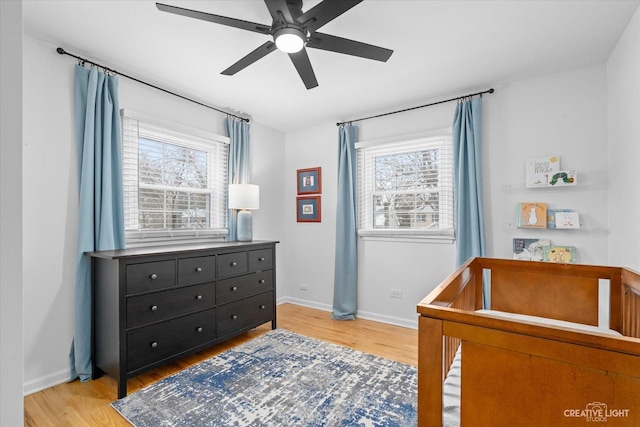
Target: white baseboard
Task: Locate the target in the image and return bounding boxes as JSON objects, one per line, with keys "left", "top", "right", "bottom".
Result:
{"left": 23, "top": 368, "right": 71, "bottom": 396}
{"left": 277, "top": 297, "right": 418, "bottom": 330}
{"left": 277, "top": 296, "right": 332, "bottom": 313}
{"left": 356, "top": 309, "right": 418, "bottom": 330}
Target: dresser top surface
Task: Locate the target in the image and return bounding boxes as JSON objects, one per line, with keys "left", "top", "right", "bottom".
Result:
{"left": 87, "top": 240, "right": 279, "bottom": 260}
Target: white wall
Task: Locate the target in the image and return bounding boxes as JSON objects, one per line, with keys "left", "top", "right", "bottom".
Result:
{"left": 607, "top": 6, "right": 640, "bottom": 270}
{"left": 1, "top": 1, "right": 24, "bottom": 425}
{"left": 249, "top": 123, "right": 287, "bottom": 298}
{"left": 282, "top": 120, "right": 453, "bottom": 329}
{"left": 21, "top": 34, "right": 286, "bottom": 394}
{"left": 281, "top": 64, "right": 611, "bottom": 329}
{"left": 282, "top": 100, "right": 459, "bottom": 328}
{"left": 486, "top": 65, "right": 609, "bottom": 264}
{"left": 283, "top": 124, "right": 341, "bottom": 313}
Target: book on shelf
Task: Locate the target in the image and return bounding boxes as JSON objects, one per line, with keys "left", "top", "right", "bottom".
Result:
{"left": 517, "top": 202, "right": 547, "bottom": 228}
{"left": 513, "top": 238, "right": 550, "bottom": 261}
{"left": 555, "top": 211, "right": 580, "bottom": 229}
{"left": 547, "top": 209, "right": 576, "bottom": 229}
{"left": 548, "top": 170, "right": 577, "bottom": 186}
{"left": 543, "top": 245, "right": 577, "bottom": 263}
{"left": 525, "top": 155, "right": 560, "bottom": 188}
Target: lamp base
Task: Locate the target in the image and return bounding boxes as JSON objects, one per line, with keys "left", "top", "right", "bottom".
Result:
{"left": 237, "top": 210, "right": 253, "bottom": 242}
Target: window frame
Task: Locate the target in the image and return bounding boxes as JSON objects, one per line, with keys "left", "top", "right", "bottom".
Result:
{"left": 121, "top": 109, "right": 230, "bottom": 247}
{"left": 356, "top": 129, "right": 455, "bottom": 243}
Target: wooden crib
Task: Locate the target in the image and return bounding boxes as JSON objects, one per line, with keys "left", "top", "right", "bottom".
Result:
{"left": 416, "top": 257, "right": 640, "bottom": 427}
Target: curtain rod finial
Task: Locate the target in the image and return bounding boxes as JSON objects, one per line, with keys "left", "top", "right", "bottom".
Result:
{"left": 488, "top": 88, "right": 494, "bottom": 93}
{"left": 56, "top": 47, "right": 66, "bottom": 55}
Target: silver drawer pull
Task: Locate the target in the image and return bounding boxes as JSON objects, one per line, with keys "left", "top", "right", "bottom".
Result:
{"left": 196, "top": 327, "right": 203, "bottom": 333}
{"left": 196, "top": 294, "right": 203, "bottom": 300}
{"left": 150, "top": 305, "right": 158, "bottom": 311}
{"left": 259, "top": 305, "right": 266, "bottom": 310}
{"left": 259, "top": 257, "right": 265, "bottom": 261}
{"left": 259, "top": 279, "right": 265, "bottom": 284}
{"left": 231, "top": 315, "right": 238, "bottom": 320}
{"left": 196, "top": 267, "right": 202, "bottom": 272}
{"left": 231, "top": 286, "right": 238, "bottom": 291}
{"left": 150, "top": 341, "right": 158, "bottom": 348}
{"left": 150, "top": 273, "right": 157, "bottom": 280}
{"left": 231, "top": 262, "right": 237, "bottom": 266}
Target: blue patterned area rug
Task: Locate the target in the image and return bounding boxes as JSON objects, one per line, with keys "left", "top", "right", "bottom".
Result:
{"left": 111, "top": 329, "right": 417, "bottom": 426}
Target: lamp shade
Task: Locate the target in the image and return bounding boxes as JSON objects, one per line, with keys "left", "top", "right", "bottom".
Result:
{"left": 229, "top": 184, "right": 260, "bottom": 210}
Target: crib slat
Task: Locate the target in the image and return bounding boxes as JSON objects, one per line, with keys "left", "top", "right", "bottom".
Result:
{"left": 443, "top": 277, "right": 476, "bottom": 376}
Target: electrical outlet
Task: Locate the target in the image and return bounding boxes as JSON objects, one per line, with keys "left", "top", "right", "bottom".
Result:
{"left": 300, "top": 283, "right": 308, "bottom": 291}
{"left": 391, "top": 289, "right": 403, "bottom": 298}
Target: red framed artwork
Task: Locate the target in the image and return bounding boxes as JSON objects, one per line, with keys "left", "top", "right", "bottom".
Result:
{"left": 296, "top": 196, "right": 321, "bottom": 222}
{"left": 297, "top": 167, "right": 322, "bottom": 195}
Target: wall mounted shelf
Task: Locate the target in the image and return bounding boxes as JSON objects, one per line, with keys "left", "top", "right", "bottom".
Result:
{"left": 502, "top": 221, "right": 594, "bottom": 232}
{"left": 502, "top": 181, "right": 603, "bottom": 192}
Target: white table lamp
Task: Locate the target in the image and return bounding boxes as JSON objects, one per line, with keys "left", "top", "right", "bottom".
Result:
{"left": 229, "top": 184, "right": 260, "bottom": 241}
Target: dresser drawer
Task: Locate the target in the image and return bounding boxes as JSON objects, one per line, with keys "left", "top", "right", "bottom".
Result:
{"left": 126, "top": 260, "right": 175, "bottom": 294}
{"left": 127, "top": 309, "right": 216, "bottom": 372}
{"left": 248, "top": 248, "right": 273, "bottom": 271}
{"left": 217, "top": 252, "right": 248, "bottom": 278}
{"left": 217, "top": 271, "right": 273, "bottom": 305}
{"left": 178, "top": 255, "right": 216, "bottom": 286}
{"left": 127, "top": 283, "right": 215, "bottom": 329}
{"left": 217, "top": 292, "right": 273, "bottom": 337}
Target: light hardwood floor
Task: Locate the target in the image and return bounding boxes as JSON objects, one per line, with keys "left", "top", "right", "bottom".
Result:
{"left": 24, "top": 303, "right": 418, "bottom": 426}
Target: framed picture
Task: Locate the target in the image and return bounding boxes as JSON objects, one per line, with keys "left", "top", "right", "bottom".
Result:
{"left": 297, "top": 167, "right": 322, "bottom": 195}
{"left": 297, "top": 196, "right": 321, "bottom": 222}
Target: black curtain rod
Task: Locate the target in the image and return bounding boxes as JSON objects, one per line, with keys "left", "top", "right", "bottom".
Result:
{"left": 56, "top": 47, "right": 250, "bottom": 123}
{"left": 336, "top": 88, "right": 494, "bottom": 126}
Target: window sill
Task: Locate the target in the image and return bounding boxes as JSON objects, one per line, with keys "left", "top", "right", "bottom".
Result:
{"left": 357, "top": 229, "right": 455, "bottom": 244}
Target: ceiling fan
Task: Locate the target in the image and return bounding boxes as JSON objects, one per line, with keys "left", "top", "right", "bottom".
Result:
{"left": 156, "top": 0, "right": 393, "bottom": 89}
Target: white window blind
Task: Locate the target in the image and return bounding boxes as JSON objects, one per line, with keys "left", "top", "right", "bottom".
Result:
{"left": 122, "top": 110, "right": 229, "bottom": 244}
{"left": 357, "top": 131, "right": 454, "bottom": 240}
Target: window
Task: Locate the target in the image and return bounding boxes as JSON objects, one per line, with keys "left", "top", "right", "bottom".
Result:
{"left": 357, "top": 130, "right": 454, "bottom": 241}
{"left": 122, "top": 110, "right": 229, "bottom": 244}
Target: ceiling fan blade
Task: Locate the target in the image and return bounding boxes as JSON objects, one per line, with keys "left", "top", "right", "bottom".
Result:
{"left": 221, "top": 41, "right": 277, "bottom": 76}
{"left": 307, "top": 32, "right": 393, "bottom": 62}
{"left": 298, "top": 0, "right": 363, "bottom": 33}
{"left": 156, "top": 3, "right": 271, "bottom": 35}
{"left": 264, "top": 0, "right": 300, "bottom": 24}
{"left": 288, "top": 48, "right": 318, "bottom": 89}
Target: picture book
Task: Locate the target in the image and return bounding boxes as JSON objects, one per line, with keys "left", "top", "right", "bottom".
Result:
{"left": 555, "top": 211, "right": 580, "bottom": 229}
{"left": 546, "top": 209, "right": 575, "bottom": 228}
{"left": 513, "top": 238, "right": 550, "bottom": 261}
{"left": 543, "top": 245, "right": 577, "bottom": 263}
{"left": 525, "top": 155, "right": 560, "bottom": 188}
{"left": 548, "top": 170, "right": 577, "bottom": 186}
{"left": 517, "top": 202, "right": 547, "bottom": 228}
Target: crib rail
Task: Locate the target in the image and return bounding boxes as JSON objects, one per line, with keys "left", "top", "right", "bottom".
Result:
{"left": 417, "top": 257, "right": 640, "bottom": 427}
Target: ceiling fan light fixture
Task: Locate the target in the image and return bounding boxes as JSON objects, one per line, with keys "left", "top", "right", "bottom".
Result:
{"left": 274, "top": 28, "right": 305, "bottom": 53}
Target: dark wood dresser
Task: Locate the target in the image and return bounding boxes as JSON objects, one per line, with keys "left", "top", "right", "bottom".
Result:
{"left": 88, "top": 241, "right": 278, "bottom": 398}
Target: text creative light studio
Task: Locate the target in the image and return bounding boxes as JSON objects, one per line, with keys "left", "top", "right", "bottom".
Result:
{"left": 564, "top": 402, "right": 630, "bottom": 423}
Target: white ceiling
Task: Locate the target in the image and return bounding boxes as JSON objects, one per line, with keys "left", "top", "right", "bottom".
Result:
{"left": 23, "top": 0, "right": 639, "bottom": 133}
